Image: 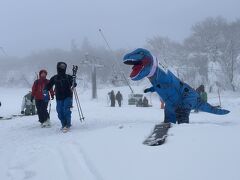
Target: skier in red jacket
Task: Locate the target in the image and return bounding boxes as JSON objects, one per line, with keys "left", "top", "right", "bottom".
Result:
{"left": 32, "top": 70, "right": 54, "bottom": 127}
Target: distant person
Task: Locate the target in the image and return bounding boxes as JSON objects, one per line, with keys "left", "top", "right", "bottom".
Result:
{"left": 116, "top": 91, "right": 123, "bottom": 107}
{"left": 200, "top": 85, "right": 208, "bottom": 103}
{"left": 142, "top": 97, "right": 149, "bottom": 107}
{"left": 31, "top": 70, "right": 54, "bottom": 127}
{"left": 196, "top": 85, "right": 204, "bottom": 95}
{"left": 109, "top": 90, "right": 116, "bottom": 107}
{"left": 45, "top": 62, "right": 77, "bottom": 132}
{"left": 21, "top": 91, "right": 36, "bottom": 116}
{"left": 136, "top": 98, "right": 143, "bottom": 107}
{"left": 195, "top": 85, "right": 208, "bottom": 112}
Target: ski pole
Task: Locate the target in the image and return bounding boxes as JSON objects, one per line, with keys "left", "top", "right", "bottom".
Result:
{"left": 73, "top": 88, "right": 81, "bottom": 121}
{"left": 73, "top": 88, "right": 85, "bottom": 121}
{"left": 75, "top": 92, "right": 85, "bottom": 120}
{"left": 75, "top": 89, "right": 85, "bottom": 121}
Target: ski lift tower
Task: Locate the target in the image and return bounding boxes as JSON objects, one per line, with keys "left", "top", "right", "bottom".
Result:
{"left": 84, "top": 54, "right": 104, "bottom": 99}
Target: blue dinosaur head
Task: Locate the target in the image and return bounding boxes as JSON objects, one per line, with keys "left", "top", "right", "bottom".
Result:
{"left": 123, "top": 48, "right": 156, "bottom": 81}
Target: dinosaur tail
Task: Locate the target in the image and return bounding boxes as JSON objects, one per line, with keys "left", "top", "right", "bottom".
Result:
{"left": 198, "top": 102, "right": 230, "bottom": 115}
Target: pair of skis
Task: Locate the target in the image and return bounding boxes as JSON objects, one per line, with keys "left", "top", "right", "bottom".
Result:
{"left": 72, "top": 65, "right": 85, "bottom": 122}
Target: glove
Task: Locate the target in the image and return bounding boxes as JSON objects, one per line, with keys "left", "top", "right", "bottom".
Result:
{"left": 21, "top": 111, "right": 24, "bottom": 115}
{"left": 43, "top": 90, "right": 48, "bottom": 96}
{"left": 144, "top": 88, "right": 151, "bottom": 93}
{"left": 43, "top": 90, "right": 50, "bottom": 102}
{"left": 51, "top": 96, "right": 54, "bottom": 100}
{"left": 73, "top": 82, "right": 77, "bottom": 88}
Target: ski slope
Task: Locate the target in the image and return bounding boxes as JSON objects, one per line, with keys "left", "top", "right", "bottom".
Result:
{"left": 0, "top": 86, "right": 240, "bottom": 180}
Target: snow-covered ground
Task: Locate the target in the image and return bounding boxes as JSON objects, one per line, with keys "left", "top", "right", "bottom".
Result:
{"left": 0, "top": 86, "right": 240, "bottom": 180}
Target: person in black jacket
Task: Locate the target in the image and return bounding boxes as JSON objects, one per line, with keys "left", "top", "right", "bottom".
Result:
{"left": 45, "top": 62, "right": 76, "bottom": 132}
{"left": 109, "top": 90, "right": 115, "bottom": 107}
{"left": 116, "top": 91, "right": 123, "bottom": 107}
{"left": 142, "top": 97, "right": 149, "bottom": 107}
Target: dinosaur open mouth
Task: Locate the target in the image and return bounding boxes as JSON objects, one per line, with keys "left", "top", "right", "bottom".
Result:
{"left": 124, "top": 58, "right": 151, "bottom": 79}
{"left": 130, "top": 64, "right": 144, "bottom": 78}
{"left": 123, "top": 59, "right": 143, "bottom": 78}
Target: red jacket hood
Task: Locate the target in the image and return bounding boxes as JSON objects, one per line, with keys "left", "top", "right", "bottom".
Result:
{"left": 39, "top": 69, "right": 47, "bottom": 76}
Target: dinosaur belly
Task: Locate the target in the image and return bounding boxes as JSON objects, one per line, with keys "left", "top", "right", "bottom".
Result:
{"left": 155, "top": 86, "right": 181, "bottom": 107}
{"left": 151, "top": 69, "right": 184, "bottom": 107}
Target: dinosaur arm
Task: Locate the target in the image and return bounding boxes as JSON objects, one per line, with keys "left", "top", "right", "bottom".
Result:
{"left": 144, "top": 86, "right": 155, "bottom": 93}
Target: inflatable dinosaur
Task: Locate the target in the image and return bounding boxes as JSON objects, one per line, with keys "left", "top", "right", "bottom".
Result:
{"left": 123, "top": 48, "right": 230, "bottom": 124}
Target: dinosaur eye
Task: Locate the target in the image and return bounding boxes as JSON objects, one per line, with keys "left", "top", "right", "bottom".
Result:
{"left": 139, "top": 52, "right": 144, "bottom": 55}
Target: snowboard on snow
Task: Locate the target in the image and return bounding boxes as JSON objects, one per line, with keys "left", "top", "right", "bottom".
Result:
{"left": 143, "top": 122, "right": 171, "bottom": 146}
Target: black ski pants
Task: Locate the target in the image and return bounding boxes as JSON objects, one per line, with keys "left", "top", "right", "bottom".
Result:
{"left": 35, "top": 100, "right": 49, "bottom": 123}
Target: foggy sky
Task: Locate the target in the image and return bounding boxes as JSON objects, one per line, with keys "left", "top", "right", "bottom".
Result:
{"left": 0, "top": 0, "right": 240, "bottom": 57}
